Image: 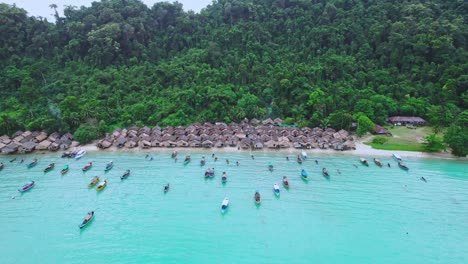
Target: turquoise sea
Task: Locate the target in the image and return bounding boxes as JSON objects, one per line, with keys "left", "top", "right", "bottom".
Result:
{"left": 0, "top": 151, "right": 467, "bottom": 264}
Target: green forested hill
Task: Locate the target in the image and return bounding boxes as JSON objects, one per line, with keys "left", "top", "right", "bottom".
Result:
{"left": 0, "top": 0, "right": 466, "bottom": 140}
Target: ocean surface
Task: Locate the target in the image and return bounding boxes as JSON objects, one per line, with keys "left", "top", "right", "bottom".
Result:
{"left": 0, "top": 150, "right": 467, "bottom": 264}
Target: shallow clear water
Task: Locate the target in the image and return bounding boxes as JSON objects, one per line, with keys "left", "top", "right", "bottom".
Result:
{"left": 0, "top": 151, "right": 467, "bottom": 264}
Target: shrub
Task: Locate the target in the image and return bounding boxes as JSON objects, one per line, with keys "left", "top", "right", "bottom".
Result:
{"left": 372, "top": 136, "right": 388, "bottom": 144}
{"left": 73, "top": 124, "right": 99, "bottom": 144}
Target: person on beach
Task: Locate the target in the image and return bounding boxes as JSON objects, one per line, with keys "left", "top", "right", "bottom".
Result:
{"left": 387, "top": 163, "right": 391, "bottom": 167}
{"left": 315, "top": 160, "right": 318, "bottom": 164}
{"left": 226, "top": 159, "right": 229, "bottom": 165}
{"left": 236, "top": 161, "right": 239, "bottom": 166}
{"left": 286, "top": 156, "right": 289, "bottom": 161}
{"left": 145, "top": 154, "right": 149, "bottom": 159}
{"left": 251, "top": 154, "right": 255, "bottom": 160}
{"left": 212, "top": 153, "right": 215, "bottom": 158}
{"left": 214, "top": 156, "right": 218, "bottom": 162}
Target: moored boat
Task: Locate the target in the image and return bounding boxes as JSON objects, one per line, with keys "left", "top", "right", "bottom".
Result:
{"left": 301, "top": 169, "right": 308, "bottom": 179}
{"left": 164, "top": 183, "right": 170, "bottom": 193}
{"left": 322, "top": 168, "right": 330, "bottom": 177}
{"left": 282, "top": 176, "right": 289, "bottom": 188}
{"left": 82, "top": 162, "right": 93, "bottom": 171}
{"left": 200, "top": 156, "right": 206, "bottom": 166}
{"left": 120, "top": 169, "right": 130, "bottom": 180}
{"left": 104, "top": 161, "right": 113, "bottom": 172}
{"left": 96, "top": 180, "right": 107, "bottom": 191}
{"left": 88, "top": 176, "right": 99, "bottom": 188}
{"left": 254, "top": 191, "right": 261, "bottom": 205}
{"left": 18, "top": 181, "right": 35, "bottom": 192}
{"left": 27, "top": 159, "right": 38, "bottom": 168}
{"left": 171, "top": 150, "right": 178, "bottom": 158}
{"left": 79, "top": 211, "right": 94, "bottom": 229}
{"left": 392, "top": 153, "right": 402, "bottom": 162}
{"left": 221, "top": 172, "right": 227, "bottom": 183}
{"left": 204, "top": 167, "right": 215, "bottom": 178}
{"left": 360, "top": 158, "right": 369, "bottom": 166}
{"left": 221, "top": 197, "right": 229, "bottom": 213}
{"left": 183, "top": 155, "right": 191, "bottom": 165}
{"left": 61, "top": 165, "right": 69, "bottom": 175}
{"left": 74, "top": 149, "right": 86, "bottom": 159}
{"left": 301, "top": 150, "right": 307, "bottom": 159}
{"left": 398, "top": 162, "right": 409, "bottom": 170}
{"left": 44, "top": 163, "right": 55, "bottom": 172}
{"left": 61, "top": 151, "right": 73, "bottom": 158}
{"left": 273, "top": 183, "right": 280, "bottom": 196}
{"left": 373, "top": 158, "right": 383, "bottom": 167}
{"left": 297, "top": 155, "right": 303, "bottom": 164}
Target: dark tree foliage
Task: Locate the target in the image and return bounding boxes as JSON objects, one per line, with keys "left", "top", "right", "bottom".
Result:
{"left": 0, "top": 0, "right": 466, "bottom": 136}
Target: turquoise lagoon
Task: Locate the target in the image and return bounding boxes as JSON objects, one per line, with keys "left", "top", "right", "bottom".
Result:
{"left": 0, "top": 151, "right": 467, "bottom": 264}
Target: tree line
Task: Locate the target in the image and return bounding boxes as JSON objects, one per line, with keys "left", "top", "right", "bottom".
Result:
{"left": 0, "top": 0, "right": 466, "bottom": 155}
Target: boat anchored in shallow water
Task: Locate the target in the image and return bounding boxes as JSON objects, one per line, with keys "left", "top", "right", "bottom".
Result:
{"left": 88, "top": 176, "right": 99, "bottom": 188}
{"left": 301, "top": 150, "right": 308, "bottom": 159}
{"left": 282, "top": 176, "right": 289, "bottom": 188}
{"left": 373, "top": 158, "right": 383, "bottom": 167}
{"left": 392, "top": 153, "right": 402, "bottom": 162}
{"left": 79, "top": 211, "right": 94, "bottom": 229}
{"left": 44, "top": 163, "right": 55, "bottom": 172}
{"left": 398, "top": 162, "right": 409, "bottom": 170}
{"left": 322, "top": 168, "right": 330, "bottom": 178}
{"left": 61, "top": 165, "right": 69, "bottom": 175}
{"left": 27, "top": 159, "right": 38, "bottom": 168}
{"left": 221, "top": 197, "right": 229, "bottom": 213}
{"left": 301, "top": 169, "right": 308, "bottom": 179}
{"left": 82, "top": 162, "right": 93, "bottom": 171}
{"left": 273, "top": 183, "right": 280, "bottom": 196}
{"left": 74, "top": 149, "right": 86, "bottom": 159}
{"left": 221, "top": 172, "right": 227, "bottom": 183}
{"left": 104, "top": 161, "right": 113, "bottom": 172}
{"left": 120, "top": 169, "right": 130, "bottom": 180}
{"left": 18, "top": 181, "right": 35, "bottom": 192}
{"left": 360, "top": 158, "right": 369, "bottom": 166}
{"left": 254, "top": 191, "right": 261, "bottom": 205}
{"left": 96, "top": 180, "right": 107, "bottom": 191}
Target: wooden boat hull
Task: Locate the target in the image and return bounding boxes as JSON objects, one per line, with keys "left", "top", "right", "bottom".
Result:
{"left": 96, "top": 181, "right": 107, "bottom": 191}
{"left": 88, "top": 177, "right": 99, "bottom": 188}
{"left": 79, "top": 211, "right": 94, "bottom": 229}
{"left": 18, "top": 181, "right": 35, "bottom": 192}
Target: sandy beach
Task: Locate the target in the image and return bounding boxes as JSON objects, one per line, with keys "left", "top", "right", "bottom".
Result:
{"left": 73, "top": 139, "right": 467, "bottom": 161}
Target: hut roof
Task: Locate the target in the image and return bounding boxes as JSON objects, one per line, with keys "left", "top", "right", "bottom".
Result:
{"left": 375, "top": 124, "right": 390, "bottom": 135}
{"left": 273, "top": 118, "right": 283, "bottom": 125}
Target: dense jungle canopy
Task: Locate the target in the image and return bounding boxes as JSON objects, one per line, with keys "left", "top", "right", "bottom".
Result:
{"left": 0, "top": 0, "right": 466, "bottom": 154}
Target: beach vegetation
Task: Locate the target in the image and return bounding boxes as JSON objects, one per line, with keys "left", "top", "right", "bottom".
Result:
{"left": 372, "top": 136, "right": 388, "bottom": 145}
{"left": 422, "top": 134, "right": 446, "bottom": 152}
{"left": 73, "top": 124, "right": 100, "bottom": 144}
{"left": 0, "top": 0, "right": 465, "bottom": 147}
{"left": 444, "top": 111, "right": 468, "bottom": 157}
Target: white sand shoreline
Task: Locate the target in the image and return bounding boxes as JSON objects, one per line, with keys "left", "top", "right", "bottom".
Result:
{"left": 70, "top": 140, "right": 467, "bottom": 161}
